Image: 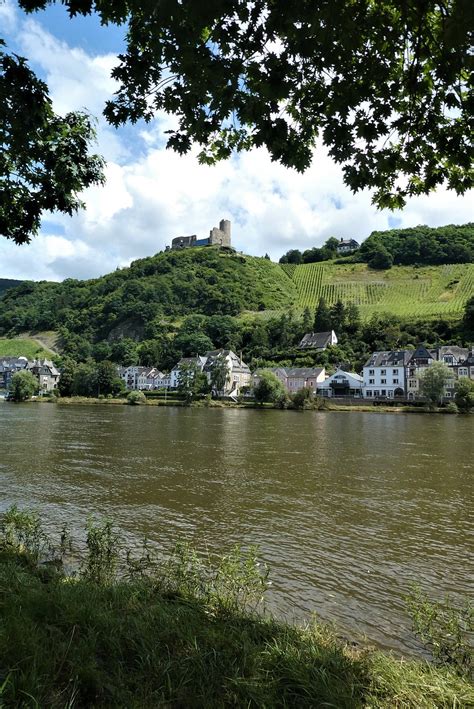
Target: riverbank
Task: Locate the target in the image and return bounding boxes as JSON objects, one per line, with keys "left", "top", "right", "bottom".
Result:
{"left": 1, "top": 512, "right": 472, "bottom": 708}
{"left": 13, "top": 394, "right": 462, "bottom": 414}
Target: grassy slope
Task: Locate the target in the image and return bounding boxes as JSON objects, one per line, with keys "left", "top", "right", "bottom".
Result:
{"left": 1, "top": 551, "right": 472, "bottom": 708}
{"left": 0, "top": 337, "right": 54, "bottom": 359}
{"left": 279, "top": 262, "right": 474, "bottom": 321}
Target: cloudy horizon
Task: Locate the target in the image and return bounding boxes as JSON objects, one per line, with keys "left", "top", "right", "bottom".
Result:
{"left": 1, "top": 0, "right": 473, "bottom": 282}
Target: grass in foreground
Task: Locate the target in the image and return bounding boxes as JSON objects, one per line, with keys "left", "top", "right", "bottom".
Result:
{"left": 0, "top": 510, "right": 472, "bottom": 708}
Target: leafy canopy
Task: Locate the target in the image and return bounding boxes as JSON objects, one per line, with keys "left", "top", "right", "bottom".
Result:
{"left": 0, "top": 41, "right": 105, "bottom": 244}
{"left": 14, "top": 0, "right": 474, "bottom": 212}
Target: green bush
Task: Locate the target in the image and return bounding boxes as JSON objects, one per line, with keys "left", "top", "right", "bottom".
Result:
{"left": 445, "top": 401, "right": 459, "bottom": 414}
{"left": 406, "top": 585, "right": 473, "bottom": 677}
{"left": 127, "top": 390, "right": 147, "bottom": 405}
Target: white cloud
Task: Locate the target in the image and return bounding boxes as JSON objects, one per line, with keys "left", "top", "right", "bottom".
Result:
{"left": 0, "top": 0, "right": 17, "bottom": 33}
{"left": 1, "top": 12, "right": 472, "bottom": 281}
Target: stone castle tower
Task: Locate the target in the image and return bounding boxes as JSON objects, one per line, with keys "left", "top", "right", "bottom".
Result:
{"left": 170, "top": 219, "right": 231, "bottom": 250}
{"left": 209, "top": 219, "right": 231, "bottom": 247}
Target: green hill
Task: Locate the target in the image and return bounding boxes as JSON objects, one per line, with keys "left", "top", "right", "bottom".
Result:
{"left": 280, "top": 262, "right": 474, "bottom": 321}
{"left": 0, "top": 248, "right": 297, "bottom": 339}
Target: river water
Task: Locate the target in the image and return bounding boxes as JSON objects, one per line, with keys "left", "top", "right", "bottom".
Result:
{"left": 1, "top": 403, "right": 472, "bottom": 655}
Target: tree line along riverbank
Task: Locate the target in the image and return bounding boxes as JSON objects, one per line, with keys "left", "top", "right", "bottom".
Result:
{"left": 0, "top": 508, "right": 472, "bottom": 708}
{"left": 2, "top": 393, "right": 470, "bottom": 414}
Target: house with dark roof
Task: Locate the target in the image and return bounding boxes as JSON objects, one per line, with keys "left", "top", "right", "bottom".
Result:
{"left": 298, "top": 330, "right": 338, "bottom": 350}
{"left": 336, "top": 238, "right": 359, "bottom": 254}
{"left": 203, "top": 350, "right": 251, "bottom": 396}
{"left": 169, "top": 356, "right": 207, "bottom": 390}
{"left": 452, "top": 348, "right": 474, "bottom": 383}
{"left": 252, "top": 367, "right": 325, "bottom": 394}
{"left": 0, "top": 357, "right": 28, "bottom": 389}
{"left": 26, "top": 359, "right": 60, "bottom": 392}
{"left": 405, "top": 346, "right": 436, "bottom": 399}
{"left": 363, "top": 350, "right": 411, "bottom": 399}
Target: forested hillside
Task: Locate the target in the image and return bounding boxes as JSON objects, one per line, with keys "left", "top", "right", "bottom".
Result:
{"left": 0, "top": 245, "right": 472, "bottom": 374}
{"left": 0, "top": 279, "right": 22, "bottom": 297}
{"left": 0, "top": 247, "right": 296, "bottom": 341}
{"left": 358, "top": 223, "right": 474, "bottom": 266}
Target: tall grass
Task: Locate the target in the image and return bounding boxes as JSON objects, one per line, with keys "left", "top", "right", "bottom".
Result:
{"left": 0, "top": 508, "right": 472, "bottom": 708}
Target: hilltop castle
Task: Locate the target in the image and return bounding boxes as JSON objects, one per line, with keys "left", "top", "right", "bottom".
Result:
{"left": 168, "top": 219, "right": 231, "bottom": 250}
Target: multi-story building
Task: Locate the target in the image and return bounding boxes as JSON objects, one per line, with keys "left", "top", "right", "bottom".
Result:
{"left": 26, "top": 359, "right": 60, "bottom": 392}
{"left": 252, "top": 367, "right": 326, "bottom": 394}
{"left": 363, "top": 350, "right": 410, "bottom": 399}
{"left": 0, "top": 356, "right": 28, "bottom": 389}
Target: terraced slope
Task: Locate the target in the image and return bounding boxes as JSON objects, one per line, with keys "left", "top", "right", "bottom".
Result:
{"left": 280, "top": 262, "right": 474, "bottom": 320}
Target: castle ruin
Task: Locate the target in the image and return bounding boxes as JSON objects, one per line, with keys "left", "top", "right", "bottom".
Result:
{"left": 169, "top": 219, "right": 231, "bottom": 250}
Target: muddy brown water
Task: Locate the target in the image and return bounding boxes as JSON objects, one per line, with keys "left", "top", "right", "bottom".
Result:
{"left": 1, "top": 403, "right": 472, "bottom": 654}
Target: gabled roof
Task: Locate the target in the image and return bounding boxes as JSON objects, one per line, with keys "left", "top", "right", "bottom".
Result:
{"left": 282, "top": 367, "right": 324, "bottom": 378}
{"left": 408, "top": 345, "right": 434, "bottom": 363}
{"left": 323, "top": 369, "right": 363, "bottom": 383}
{"left": 437, "top": 346, "right": 469, "bottom": 360}
{"left": 203, "top": 349, "right": 250, "bottom": 373}
{"left": 298, "top": 331, "right": 334, "bottom": 349}
{"left": 457, "top": 351, "right": 474, "bottom": 367}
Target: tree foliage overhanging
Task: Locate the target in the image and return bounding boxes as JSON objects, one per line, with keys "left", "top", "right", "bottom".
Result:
{"left": 0, "top": 42, "right": 105, "bottom": 244}
{"left": 2, "top": 0, "right": 471, "bottom": 246}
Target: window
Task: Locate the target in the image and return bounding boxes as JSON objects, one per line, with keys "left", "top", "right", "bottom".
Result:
{"left": 381, "top": 389, "right": 386, "bottom": 396}
{"left": 369, "top": 369, "right": 374, "bottom": 375}
{"left": 369, "top": 379, "right": 374, "bottom": 384}
{"left": 374, "top": 390, "right": 380, "bottom": 397}
{"left": 393, "top": 369, "right": 399, "bottom": 375}
{"left": 459, "top": 368, "right": 468, "bottom": 377}
{"left": 393, "top": 378, "right": 399, "bottom": 384}
{"left": 366, "top": 391, "right": 373, "bottom": 397}
{"left": 381, "top": 379, "right": 386, "bottom": 384}
{"left": 409, "top": 380, "right": 416, "bottom": 388}
{"left": 445, "top": 391, "right": 451, "bottom": 397}
{"left": 381, "top": 369, "right": 386, "bottom": 375}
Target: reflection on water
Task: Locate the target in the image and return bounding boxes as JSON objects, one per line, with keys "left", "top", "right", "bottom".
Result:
{"left": 1, "top": 403, "right": 472, "bottom": 654}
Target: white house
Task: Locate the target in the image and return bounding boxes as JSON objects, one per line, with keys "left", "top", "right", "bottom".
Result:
{"left": 318, "top": 369, "right": 363, "bottom": 397}
{"left": 203, "top": 350, "right": 251, "bottom": 396}
{"left": 253, "top": 367, "right": 325, "bottom": 394}
{"left": 363, "top": 350, "right": 410, "bottom": 399}
{"left": 298, "top": 330, "right": 338, "bottom": 350}
{"left": 169, "top": 356, "right": 207, "bottom": 389}
{"left": 136, "top": 367, "right": 165, "bottom": 390}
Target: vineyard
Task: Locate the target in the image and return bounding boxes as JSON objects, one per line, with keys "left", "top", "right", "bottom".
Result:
{"left": 278, "top": 262, "right": 474, "bottom": 321}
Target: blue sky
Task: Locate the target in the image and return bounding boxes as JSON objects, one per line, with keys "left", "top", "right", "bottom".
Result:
{"left": 1, "top": 0, "right": 473, "bottom": 281}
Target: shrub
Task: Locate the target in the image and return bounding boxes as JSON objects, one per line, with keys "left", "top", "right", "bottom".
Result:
{"left": 292, "top": 386, "right": 314, "bottom": 410}
{"left": 127, "top": 390, "right": 146, "bottom": 405}
{"left": 445, "top": 402, "right": 459, "bottom": 414}
{"left": 406, "top": 585, "right": 473, "bottom": 677}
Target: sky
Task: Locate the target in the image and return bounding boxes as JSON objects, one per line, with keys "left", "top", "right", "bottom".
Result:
{"left": 1, "top": 0, "right": 473, "bottom": 282}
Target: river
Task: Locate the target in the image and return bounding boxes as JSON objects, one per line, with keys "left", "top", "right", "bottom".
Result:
{"left": 1, "top": 403, "right": 472, "bottom": 655}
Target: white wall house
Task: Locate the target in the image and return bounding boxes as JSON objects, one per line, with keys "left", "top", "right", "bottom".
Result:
{"left": 203, "top": 350, "right": 252, "bottom": 396}
{"left": 318, "top": 369, "right": 363, "bottom": 397}
{"left": 136, "top": 367, "right": 165, "bottom": 390}
{"left": 169, "top": 356, "right": 207, "bottom": 389}
{"left": 363, "top": 350, "right": 410, "bottom": 399}
{"left": 252, "top": 367, "right": 325, "bottom": 394}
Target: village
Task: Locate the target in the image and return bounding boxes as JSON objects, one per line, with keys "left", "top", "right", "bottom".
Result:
{"left": 2, "top": 330, "right": 473, "bottom": 404}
